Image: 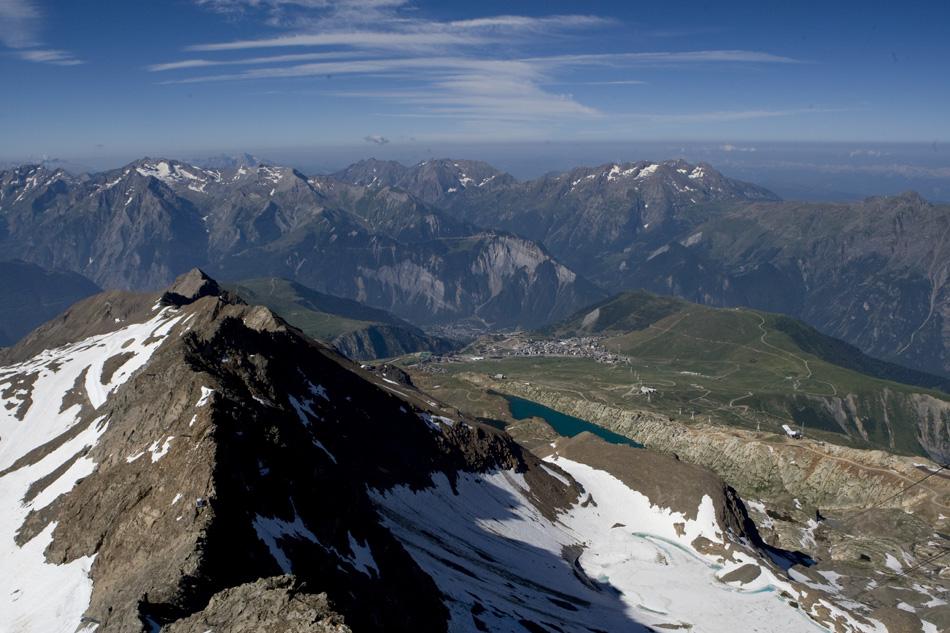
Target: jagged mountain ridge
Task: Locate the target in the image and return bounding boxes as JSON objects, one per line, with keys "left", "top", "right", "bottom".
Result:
{"left": 332, "top": 157, "right": 515, "bottom": 204}
{"left": 0, "top": 160, "right": 602, "bottom": 329}
{"left": 337, "top": 158, "right": 779, "bottom": 274}
{"left": 457, "top": 159, "right": 777, "bottom": 242}
{"left": 0, "top": 270, "right": 895, "bottom": 632}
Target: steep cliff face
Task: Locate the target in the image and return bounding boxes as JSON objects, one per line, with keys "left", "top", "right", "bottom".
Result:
{"left": 226, "top": 277, "right": 455, "bottom": 361}
{"left": 330, "top": 324, "right": 454, "bottom": 360}
{"left": 910, "top": 393, "right": 950, "bottom": 463}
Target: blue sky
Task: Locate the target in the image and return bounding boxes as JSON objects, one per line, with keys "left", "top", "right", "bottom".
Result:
{"left": 1, "top": 0, "right": 949, "bottom": 162}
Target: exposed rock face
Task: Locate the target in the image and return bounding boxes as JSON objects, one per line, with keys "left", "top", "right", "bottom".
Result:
{"left": 330, "top": 324, "right": 452, "bottom": 360}
{"left": 161, "top": 268, "right": 221, "bottom": 306}
{"left": 226, "top": 277, "right": 456, "bottom": 361}
{"left": 164, "top": 576, "right": 351, "bottom": 633}
{"left": 910, "top": 393, "right": 950, "bottom": 463}
{"left": 0, "top": 269, "right": 541, "bottom": 632}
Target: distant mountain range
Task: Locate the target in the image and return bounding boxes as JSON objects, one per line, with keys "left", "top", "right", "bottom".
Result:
{"left": 0, "top": 159, "right": 600, "bottom": 330}
{"left": 1, "top": 156, "right": 947, "bottom": 378}
{"left": 333, "top": 158, "right": 949, "bottom": 378}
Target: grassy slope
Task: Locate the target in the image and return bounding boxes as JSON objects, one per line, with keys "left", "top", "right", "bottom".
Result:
{"left": 228, "top": 277, "right": 411, "bottom": 340}
{"left": 438, "top": 292, "right": 949, "bottom": 458}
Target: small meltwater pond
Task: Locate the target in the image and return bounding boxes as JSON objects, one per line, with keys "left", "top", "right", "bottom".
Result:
{"left": 504, "top": 395, "right": 643, "bottom": 448}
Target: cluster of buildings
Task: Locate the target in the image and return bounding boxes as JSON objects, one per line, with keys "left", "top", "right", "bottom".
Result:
{"left": 480, "top": 337, "right": 627, "bottom": 364}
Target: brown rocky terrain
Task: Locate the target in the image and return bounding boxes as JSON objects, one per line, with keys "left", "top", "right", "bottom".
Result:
{"left": 0, "top": 270, "right": 553, "bottom": 631}
{"left": 0, "top": 270, "right": 934, "bottom": 632}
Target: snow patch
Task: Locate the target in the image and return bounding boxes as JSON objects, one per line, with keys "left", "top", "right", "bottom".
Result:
{"left": 252, "top": 508, "right": 318, "bottom": 574}
{"left": 346, "top": 532, "right": 379, "bottom": 577}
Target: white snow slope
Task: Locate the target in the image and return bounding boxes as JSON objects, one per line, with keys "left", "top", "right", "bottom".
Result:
{"left": 0, "top": 308, "right": 182, "bottom": 633}
{"left": 371, "top": 454, "right": 885, "bottom": 633}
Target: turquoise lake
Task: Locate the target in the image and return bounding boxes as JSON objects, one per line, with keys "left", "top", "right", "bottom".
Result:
{"left": 505, "top": 395, "right": 643, "bottom": 448}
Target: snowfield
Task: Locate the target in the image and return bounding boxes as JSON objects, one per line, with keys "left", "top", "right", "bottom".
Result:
{"left": 370, "top": 455, "right": 886, "bottom": 633}
{"left": 0, "top": 308, "right": 182, "bottom": 632}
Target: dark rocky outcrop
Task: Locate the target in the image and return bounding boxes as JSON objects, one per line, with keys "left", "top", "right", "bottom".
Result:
{"left": 1, "top": 270, "right": 551, "bottom": 632}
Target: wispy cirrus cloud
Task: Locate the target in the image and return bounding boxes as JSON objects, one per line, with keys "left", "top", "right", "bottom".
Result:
{"left": 187, "top": 29, "right": 481, "bottom": 52}
{"left": 147, "top": 50, "right": 358, "bottom": 72}
{"left": 17, "top": 47, "right": 82, "bottom": 65}
{"left": 0, "top": 0, "right": 82, "bottom": 65}
{"left": 148, "top": 1, "right": 808, "bottom": 130}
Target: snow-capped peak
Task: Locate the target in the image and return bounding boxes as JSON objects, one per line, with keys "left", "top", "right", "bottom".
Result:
{"left": 134, "top": 160, "right": 219, "bottom": 193}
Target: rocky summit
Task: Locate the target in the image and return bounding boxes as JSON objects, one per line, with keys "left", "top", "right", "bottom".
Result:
{"left": 0, "top": 270, "right": 915, "bottom": 632}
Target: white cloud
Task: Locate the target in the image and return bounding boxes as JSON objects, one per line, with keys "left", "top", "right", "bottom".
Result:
{"left": 582, "top": 80, "right": 647, "bottom": 85}
{"left": 0, "top": 0, "right": 39, "bottom": 48}
{"left": 196, "top": 0, "right": 406, "bottom": 11}
{"left": 448, "top": 15, "right": 612, "bottom": 30}
{"left": 187, "top": 30, "right": 480, "bottom": 52}
{"left": 147, "top": 50, "right": 358, "bottom": 72}
{"left": 0, "top": 0, "right": 82, "bottom": 65}
{"left": 164, "top": 1, "right": 803, "bottom": 128}
{"left": 363, "top": 134, "right": 389, "bottom": 144}
{"left": 17, "top": 48, "right": 83, "bottom": 66}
